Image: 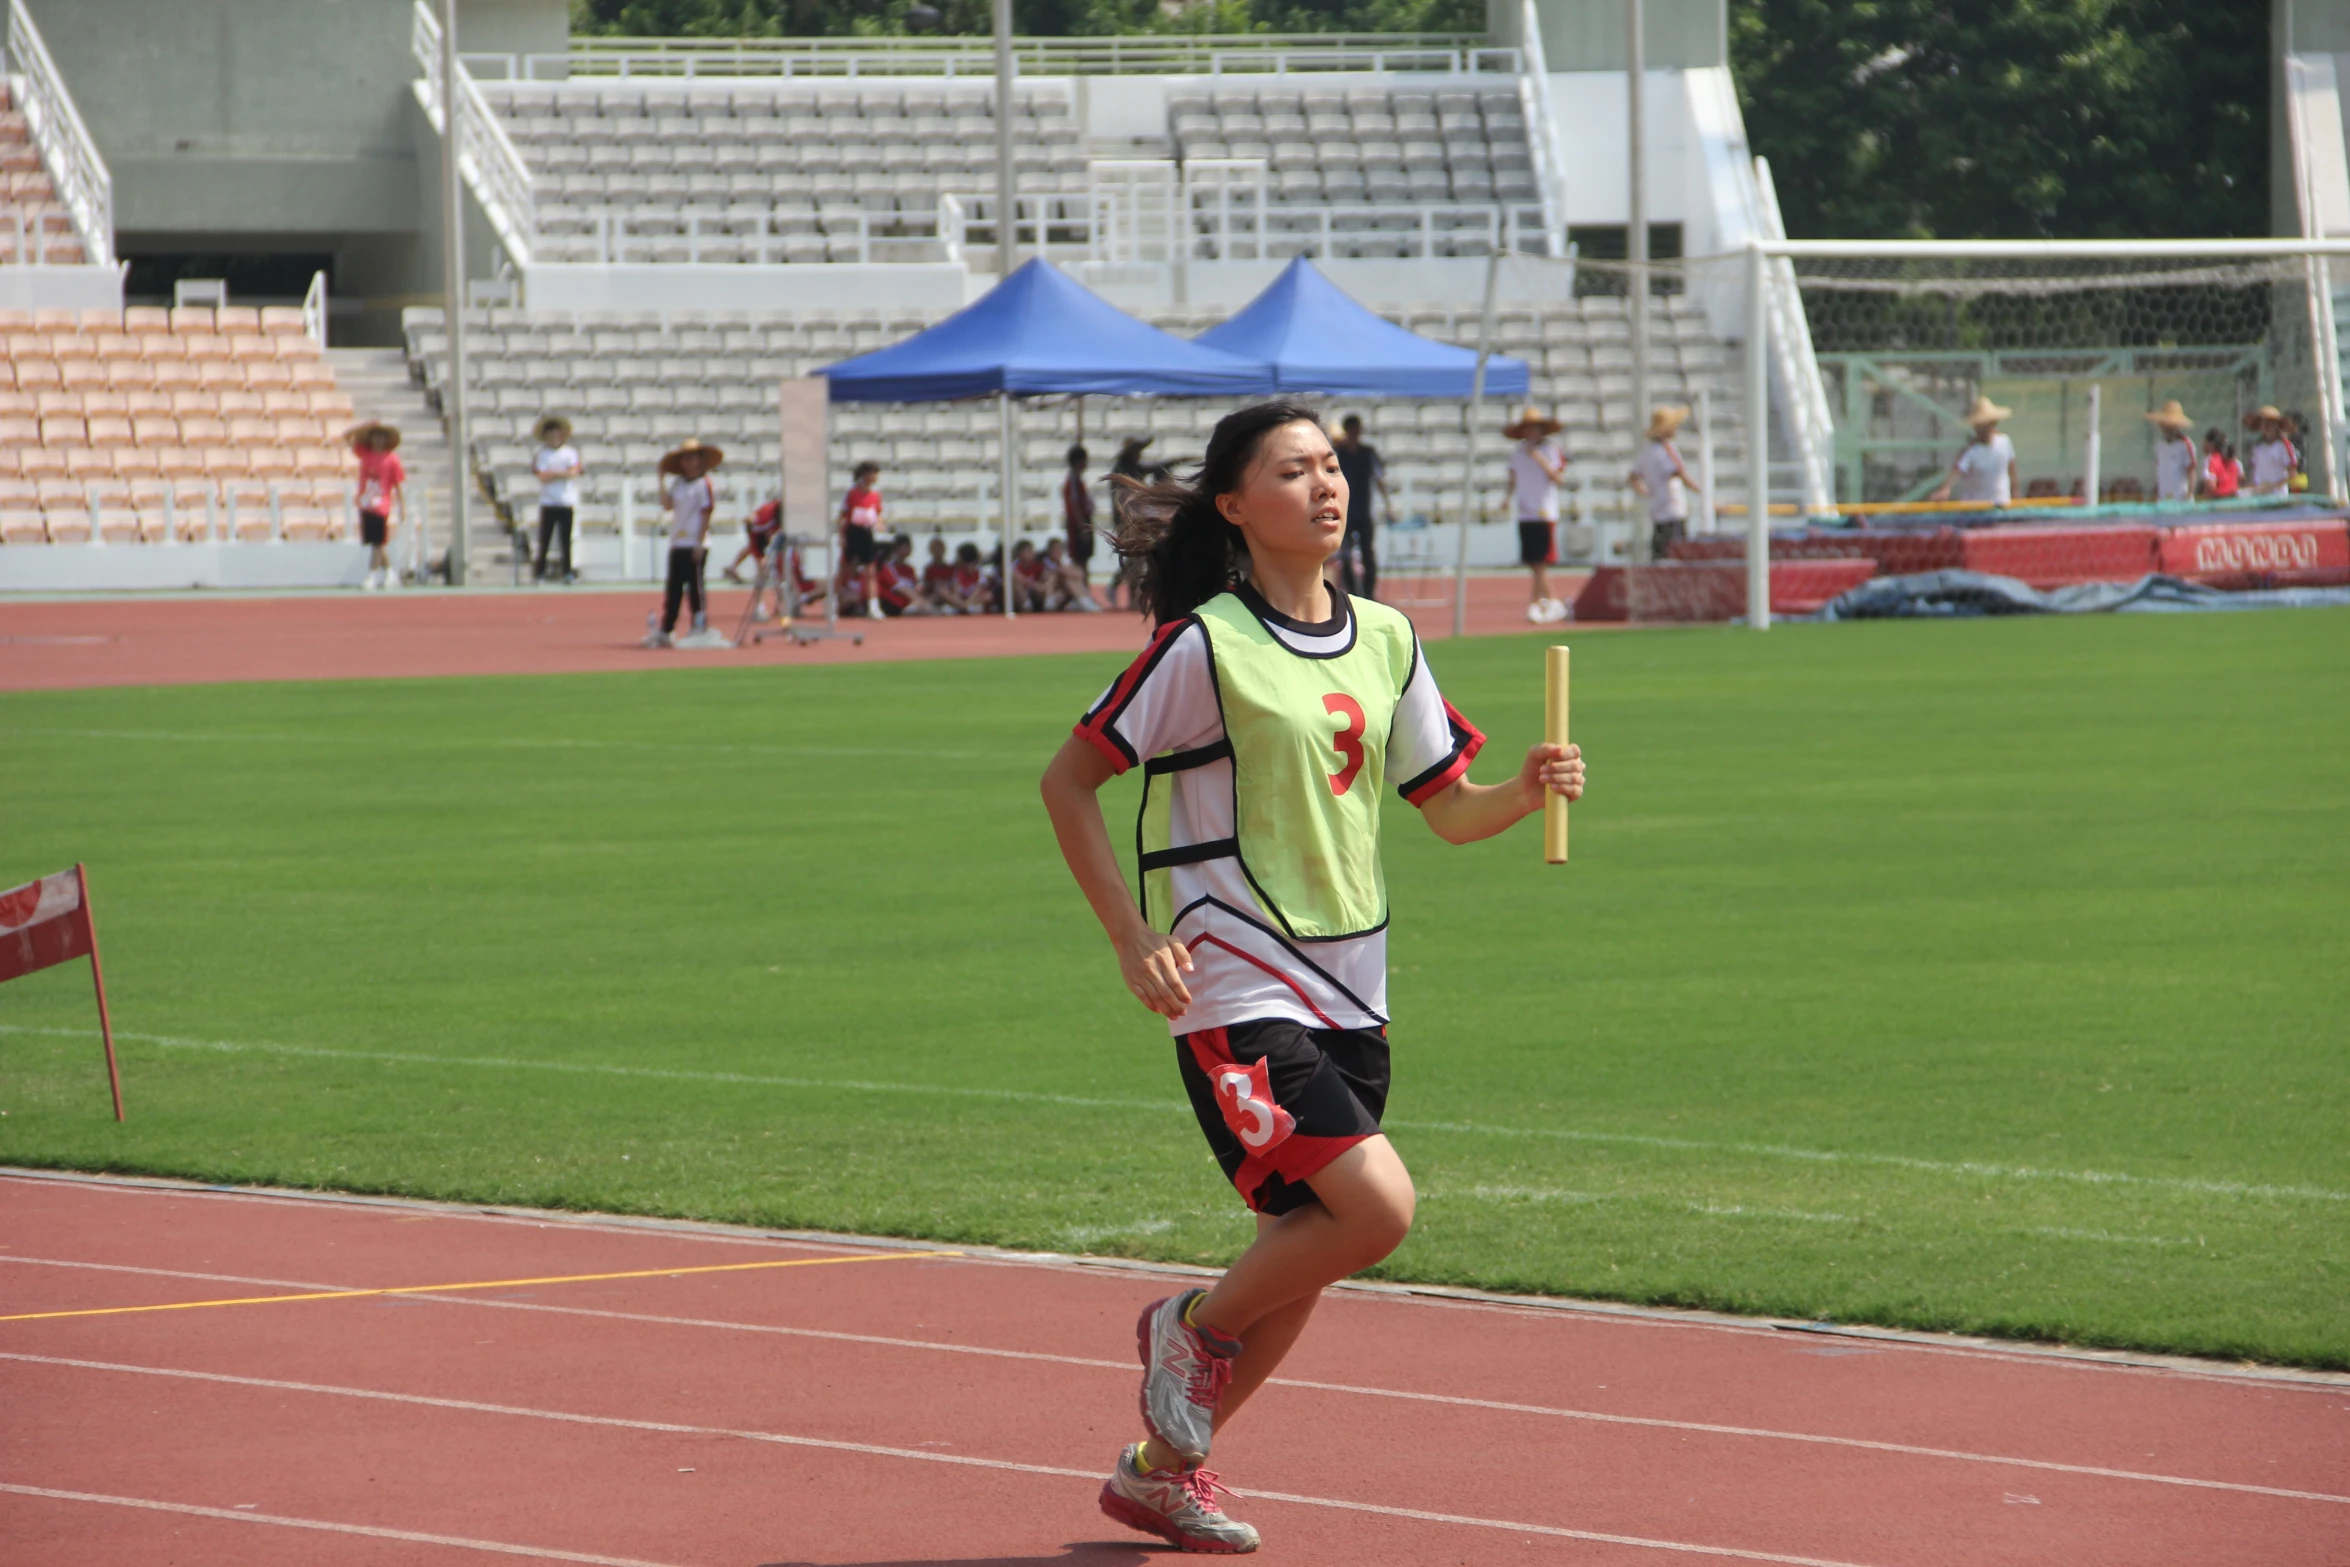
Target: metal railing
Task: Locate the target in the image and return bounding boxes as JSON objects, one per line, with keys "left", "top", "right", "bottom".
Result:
{"left": 1514, "top": 0, "right": 1568, "bottom": 258}
{"left": 412, "top": 0, "right": 538, "bottom": 265}
{"left": 1750, "top": 158, "right": 1835, "bottom": 514}
{"left": 548, "top": 206, "right": 950, "bottom": 266}
{"left": 5, "top": 0, "right": 111, "bottom": 268}
{"left": 468, "top": 33, "right": 1510, "bottom": 82}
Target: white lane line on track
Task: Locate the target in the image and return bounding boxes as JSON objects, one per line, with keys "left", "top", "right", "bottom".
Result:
{"left": 0, "top": 1352, "right": 1889, "bottom": 1567}
{"left": 0, "top": 1483, "right": 686, "bottom": 1567}
{"left": 6, "top": 1023, "right": 2340, "bottom": 1204}
{"left": 3, "top": 1262, "right": 2341, "bottom": 1508}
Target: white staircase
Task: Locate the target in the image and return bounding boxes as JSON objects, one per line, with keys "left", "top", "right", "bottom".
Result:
{"left": 327, "top": 347, "right": 514, "bottom": 579}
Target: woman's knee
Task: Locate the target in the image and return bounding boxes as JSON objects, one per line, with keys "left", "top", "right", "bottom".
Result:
{"left": 1319, "top": 1138, "right": 1415, "bottom": 1256}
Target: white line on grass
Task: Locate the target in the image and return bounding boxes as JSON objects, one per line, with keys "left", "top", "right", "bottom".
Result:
{"left": 0, "top": 725, "right": 991, "bottom": 764}
{"left": 0, "top": 1352, "right": 1897, "bottom": 1566}
{"left": 4, "top": 1263, "right": 2340, "bottom": 1506}
{"left": 8, "top": 1022, "right": 2339, "bottom": 1206}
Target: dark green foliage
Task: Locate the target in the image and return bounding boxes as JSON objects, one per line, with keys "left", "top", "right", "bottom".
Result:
{"left": 570, "top": 0, "right": 1479, "bottom": 41}
{"left": 1729, "top": 0, "right": 2269, "bottom": 239}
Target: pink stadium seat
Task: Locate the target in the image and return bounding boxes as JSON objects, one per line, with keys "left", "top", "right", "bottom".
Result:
{"left": 259, "top": 306, "right": 306, "bottom": 335}
{"left": 113, "top": 448, "right": 161, "bottom": 479}
{"left": 199, "top": 447, "right": 249, "bottom": 478}
{"left": 150, "top": 362, "right": 199, "bottom": 392}
{"left": 95, "top": 507, "right": 142, "bottom": 544}
{"left": 0, "top": 308, "right": 33, "bottom": 329}
{"left": 165, "top": 389, "right": 210, "bottom": 415}
{"left": 224, "top": 411, "right": 270, "bottom": 439}
{"left": 130, "top": 415, "right": 178, "bottom": 444}
{"left": 134, "top": 508, "right": 177, "bottom": 543}
{"left": 273, "top": 333, "right": 321, "bottom": 361}
{"left": 57, "top": 359, "right": 105, "bottom": 390}
{"left": 11, "top": 358, "right": 59, "bottom": 390}
{"left": 30, "top": 308, "right": 78, "bottom": 331}
{"left": 247, "top": 447, "right": 299, "bottom": 479}
{"left": 77, "top": 308, "right": 120, "bottom": 332}
{"left": 194, "top": 361, "right": 244, "bottom": 389}
{"left": 41, "top": 505, "right": 91, "bottom": 544}
{"left": 103, "top": 360, "right": 155, "bottom": 389}
{"left": 32, "top": 389, "right": 79, "bottom": 418}
{"left": 156, "top": 447, "right": 206, "bottom": 481}
{"left": 216, "top": 389, "right": 264, "bottom": 416}
{"left": 167, "top": 306, "right": 215, "bottom": 333}
{"left": 87, "top": 414, "right": 133, "bottom": 443}
{"left": 180, "top": 332, "right": 230, "bottom": 361}
{"left": 305, "top": 390, "right": 355, "bottom": 421}
{"left": 82, "top": 390, "right": 128, "bottom": 417}
{"left": 289, "top": 361, "right": 335, "bottom": 391}
{"left": 0, "top": 413, "right": 37, "bottom": 444}
{"left": 282, "top": 507, "right": 341, "bottom": 540}
{"left": 261, "top": 390, "right": 307, "bottom": 417}
{"left": 63, "top": 448, "right": 114, "bottom": 479}
{"left": 178, "top": 415, "right": 228, "bottom": 445}
{"left": 0, "top": 475, "right": 33, "bottom": 505}
{"left": 243, "top": 361, "right": 292, "bottom": 390}
{"left": 38, "top": 416, "right": 85, "bottom": 445}
{"left": 92, "top": 332, "right": 140, "bottom": 360}
{"left": 227, "top": 332, "right": 273, "bottom": 360}
{"left": 123, "top": 389, "right": 170, "bottom": 416}
{"left": 34, "top": 477, "right": 82, "bottom": 511}
{"left": 0, "top": 388, "right": 33, "bottom": 417}
{"left": 122, "top": 307, "right": 168, "bottom": 332}
{"left": 136, "top": 331, "right": 185, "bottom": 360}
{"left": 293, "top": 447, "right": 344, "bottom": 479}
{"left": 3, "top": 330, "right": 51, "bottom": 359}
{"left": 15, "top": 446, "right": 65, "bottom": 479}
{"left": 0, "top": 507, "right": 47, "bottom": 544}
{"left": 214, "top": 306, "right": 261, "bottom": 332}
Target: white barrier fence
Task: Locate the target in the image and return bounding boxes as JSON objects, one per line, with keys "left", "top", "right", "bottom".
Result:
{"left": 5, "top": 0, "right": 111, "bottom": 268}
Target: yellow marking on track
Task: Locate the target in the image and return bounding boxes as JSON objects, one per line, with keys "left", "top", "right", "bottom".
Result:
{"left": 0, "top": 1249, "right": 950, "bottom": 1324}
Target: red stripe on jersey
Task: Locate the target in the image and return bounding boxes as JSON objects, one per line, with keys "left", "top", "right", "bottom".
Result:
{"left": 1401, "top": 700, "right": 1487, "bottom": 806}
{"left": 1188, "top": 934, "right": 1342, "bottom": 1029}
{"left": 1075, "top": 615, "right": 1191, "bottom": 773}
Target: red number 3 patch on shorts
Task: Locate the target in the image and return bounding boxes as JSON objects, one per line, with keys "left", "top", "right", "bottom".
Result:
{"left": 1211, "top": 1059, "right": 1297, "bottom": 1153}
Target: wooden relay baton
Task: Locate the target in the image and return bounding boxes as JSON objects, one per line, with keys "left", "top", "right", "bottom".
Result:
{"left": 1545, "top": 644, "right": 1570, "bottom": 864}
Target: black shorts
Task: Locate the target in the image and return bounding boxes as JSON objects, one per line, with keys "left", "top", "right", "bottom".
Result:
{"left": 842, "top": 524, "right": 879, "bottom": 566}
{"left": 1067, "top": 527, "right": 1095, "bottom": 565}
{"left": 360, "top": 510, "right": 390, "bottom": 548}
{"left": 1177, "top": 1019, "right": 1389, "bottom": 1215}
{"left": 1517, "top": 519, "right": 1556, "bottom": 566}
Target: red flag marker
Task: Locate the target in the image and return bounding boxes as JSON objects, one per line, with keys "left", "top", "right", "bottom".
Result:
{"left": 0, "top": 864, "right": 123, "bottom": 1120}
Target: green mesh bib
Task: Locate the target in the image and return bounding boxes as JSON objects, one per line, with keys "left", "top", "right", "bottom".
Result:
{"left": 1138, "top": 590, "right": 1417, "bottom": 941}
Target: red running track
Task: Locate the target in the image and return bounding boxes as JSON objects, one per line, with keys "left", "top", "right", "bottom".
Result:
{"left": 2, "top": 1170, "right": 2343, "bottom": 1567}
{"left": 0, "top": 576, "right": 1584, "bottom": 693}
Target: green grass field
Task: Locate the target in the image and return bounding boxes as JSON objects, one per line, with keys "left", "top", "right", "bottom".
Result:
{"left": 2, "top": 610, "right": 2345, "bottom": 1366}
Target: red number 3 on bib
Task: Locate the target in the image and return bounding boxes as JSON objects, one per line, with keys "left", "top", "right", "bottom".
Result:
{"left": 1211, "top": 1059, "right": 1297, "bottom": 1153}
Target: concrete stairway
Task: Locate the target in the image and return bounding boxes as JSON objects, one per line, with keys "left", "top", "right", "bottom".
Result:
{"left": 326, "top": 347, "right": 517, "bottom": 580}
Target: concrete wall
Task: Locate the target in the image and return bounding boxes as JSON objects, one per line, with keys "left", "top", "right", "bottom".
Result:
{"left": 2277, "top": 0, "right": 2350, "bottom": 232}
{"left": 1493, "top": 0, "right": 1726, "bottom": 72}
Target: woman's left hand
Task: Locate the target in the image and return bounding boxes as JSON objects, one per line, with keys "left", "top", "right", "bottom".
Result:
{"left": 1520, "top": 742, "right": 1584, "bottom": 808}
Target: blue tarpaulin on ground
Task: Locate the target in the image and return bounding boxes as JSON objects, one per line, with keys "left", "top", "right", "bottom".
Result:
{"left": 819, "top": 258, "right": 1272, "bottom": 403}
{"left": 1192, "top": 256, "right": 1530, "bottom": 399}
{"left": 1813, "top": 570, "right": 2350, "bottom": 620}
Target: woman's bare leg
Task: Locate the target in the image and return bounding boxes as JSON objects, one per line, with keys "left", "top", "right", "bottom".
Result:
{"left": 1212, "top": 1253, "right": 1317, "bottom": 1431}
{"left": 1191, "top": 1136, "right": 1413, "bottom": 1344}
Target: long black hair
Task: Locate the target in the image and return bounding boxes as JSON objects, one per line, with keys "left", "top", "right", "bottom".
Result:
{"left": 1110, "top": 399, "right": 1325, "bottom": 626}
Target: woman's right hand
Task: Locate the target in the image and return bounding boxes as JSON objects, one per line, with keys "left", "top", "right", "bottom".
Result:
{"left": 1116, "top": 927, "right": 1195, "bottom": 1019}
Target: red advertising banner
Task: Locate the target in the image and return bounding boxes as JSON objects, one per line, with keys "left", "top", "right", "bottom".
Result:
{"left": 0, "top": 864, "right": 124, "bottom": 1119}
{"left": 2159, "top": 519, "right": 2350, "bottom": 579}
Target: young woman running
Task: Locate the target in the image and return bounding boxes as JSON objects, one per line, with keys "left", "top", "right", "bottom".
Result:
{"left": 1039, "top": 400, "right": 1586, "bottom": 1554}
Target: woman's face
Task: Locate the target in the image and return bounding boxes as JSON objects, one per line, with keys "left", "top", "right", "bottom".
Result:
{"left": 1971, "top": 421, "right": 1999, "bottom": 441}
{"left": 1216, "top": 419, "right": 1347, "bottom": 566}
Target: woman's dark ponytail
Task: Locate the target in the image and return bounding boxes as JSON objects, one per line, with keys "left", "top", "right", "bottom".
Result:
{"left": 1109, "top": 399, "right": 1324, "bottom": 626}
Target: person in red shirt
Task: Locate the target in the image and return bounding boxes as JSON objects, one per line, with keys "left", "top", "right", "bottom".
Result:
{"left": 838, "top": 461, "right": 886, "bottom": 620}
{"left": 2201, "top": 428, "right": 2241, "bottom": 498}
{"left": 1009, "top": 537, "right": 1052, "bottom": 612}
{"left": 917, "top": 535, "right": 958, "bottom": 613}
{"left": 724, "top": 495, "right": 783, "bottom": 584}
{"left": 948, "top": 540, "right": 995, "bottom": 614}
{"left": 1042, "top": 535, "right": 1102, "bottom": 612}
{"left": 875, "top": 535, "right": 922, "bottom": 616}
{"left": 349, "top": 421, "right": 406, "bottom": 591}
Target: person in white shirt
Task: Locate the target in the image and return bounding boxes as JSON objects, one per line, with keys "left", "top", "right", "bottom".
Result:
{"left": 1502, "top": 406, "right": 1570, "bottom": 623}
{"left": 1628, "top": 405, "right": 1700, "bottom": 559}
{"left": 2245, "top": 406, "right": 2301, "bottom": 495}
{"left": 651, "top": 438, "right": 721, "bottom": 648}
{"left": 1930, "top": 395, "right": 2018, "bottom": 507}
{"left": 2143, "top": 401, "right": 2199, "bottom": 503}
{"left": 530, "top": 415, "right": 584, "bottom": 583}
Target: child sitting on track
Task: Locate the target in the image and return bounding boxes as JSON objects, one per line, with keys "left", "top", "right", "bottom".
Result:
{"left": 947, "top": 541, "right": 996, "bottom": 614}
{"left": 917, "top": 535, "right": 959, "bottom": 613}
{"left": 723, "top": 495, "right": 783, "bottom": 584}
{"left": 1038, "top": 400, "right": 1586, "bottom": 1555}
{"left": 1009, "top": 537, "right": 1051, "bottom": 612}
{"left": 875, "top": 535, "right": 923, "bottom": 616}
{"left": 1042, "top": 535, "right": 1102, "bottom": 612}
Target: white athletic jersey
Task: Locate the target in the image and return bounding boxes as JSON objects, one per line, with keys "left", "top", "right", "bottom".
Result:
{"left": 533, "top": 444, "right": 582, "bottom": 508}
{"left": 2249, "top": 437, "right": 2297, "bottom": 491}
{"left": 1951, "top": 433, "right": 2014, "bottom": 504}
{"left": 1632, "top": 439, "right": 1689, "bottom": 523}
{"left": 2154, "top": 435, "right": 2196, "bottom": 502}
{"left": 1507, "top": 441, "right": 1566, "bottom": 521}
{"left": 1076, "top": 586, "right": 1483, "bottom": 1036}
{"left": 665, "top": 474, "right": 715, "bottom": 548}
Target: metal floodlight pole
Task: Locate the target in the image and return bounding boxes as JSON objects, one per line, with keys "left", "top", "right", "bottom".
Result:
{"left": 994, "top": 0, "right": 1016, "bottom": 280}
{"left": 1626, "top": 0, "right": 1648, "bottom": 451}
{"left": 438, "top": 0, "right": 469, "bottom": 586}
{"left": 1743, "top": 238, "right": 1770, "bottom": 630}
{"left": 1452, "top": 247, "right": 1503, "bottom": 640}
{"left": 999, "top": 389, "right": 1018, "bottom": 618}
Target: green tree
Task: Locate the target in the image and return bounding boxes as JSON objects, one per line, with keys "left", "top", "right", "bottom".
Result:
{"left": 573, "top": 0, "right": 1477, "bottom": 39}
{"left": 1728, "top": 0, "right": 2268, "bottom": 239}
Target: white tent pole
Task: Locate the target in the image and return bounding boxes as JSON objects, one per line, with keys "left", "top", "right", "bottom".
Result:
{"left": 994, "top": 0, "right": 1015, "bottom": 280}
{"left": 1744, "top": 238, "right": 1771, "bottom": 630}
{"left": 2083, "top": 383, "right": 2102, "bottom": 507}
{"left": 1627, "top": 0, "right": 1648, "bottom": 464}
{"left": 1451, "top": 248, "right": 1503, "bottom": 639}
{"left": 1000, "top": 390, "right": 1018, "bottom": 618}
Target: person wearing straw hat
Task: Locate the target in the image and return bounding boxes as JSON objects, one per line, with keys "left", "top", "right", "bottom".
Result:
{"left": 1929, "top": 395, "right": 2017, "bottom": 507}
{"left": 650, "top": 438, "right": 722, "bottom": 649}
{"left": 1628, "top": 404, "right": 1701, "bottom": 559}
{"left": 347, "top": 420, "right": 405, "bottom": 592}
{"left": 1503, "top": 406, "right": 1570, "bottom": 623}
{"left": 530, "top": 415, "right": 584, "bottom": 583}
{"left": 2143, "top": 401, "right": 2199, "bottom": 503}
{"left": 2243, "top": 406, "right": 2301, "bottom": 496}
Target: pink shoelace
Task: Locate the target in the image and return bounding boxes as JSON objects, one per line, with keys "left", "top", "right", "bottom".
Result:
{"left": 1187, "top": 1338, "right": 1235, "bottom": 1410}
{"left": 1180, "top": 1467, "right": 1238, "bottom": 1513}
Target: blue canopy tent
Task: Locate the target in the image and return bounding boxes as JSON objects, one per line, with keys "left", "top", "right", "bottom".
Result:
{"left": 820, "top": 258, "right": 1271, "bottom": 617}
{"left": 1192, "top": 256, "right": 1529, "bottom": 399}
{"left": 1197, "top": 256, "right": 1532, "bottom": 632}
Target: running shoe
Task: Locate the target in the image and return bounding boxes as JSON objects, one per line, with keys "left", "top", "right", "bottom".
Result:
{"left": 1135, "top": 1289, "right": 1237, "bottom": 1464}
{"left": 1098, "top": 1444, "right": 1258, "bottom": 1554}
